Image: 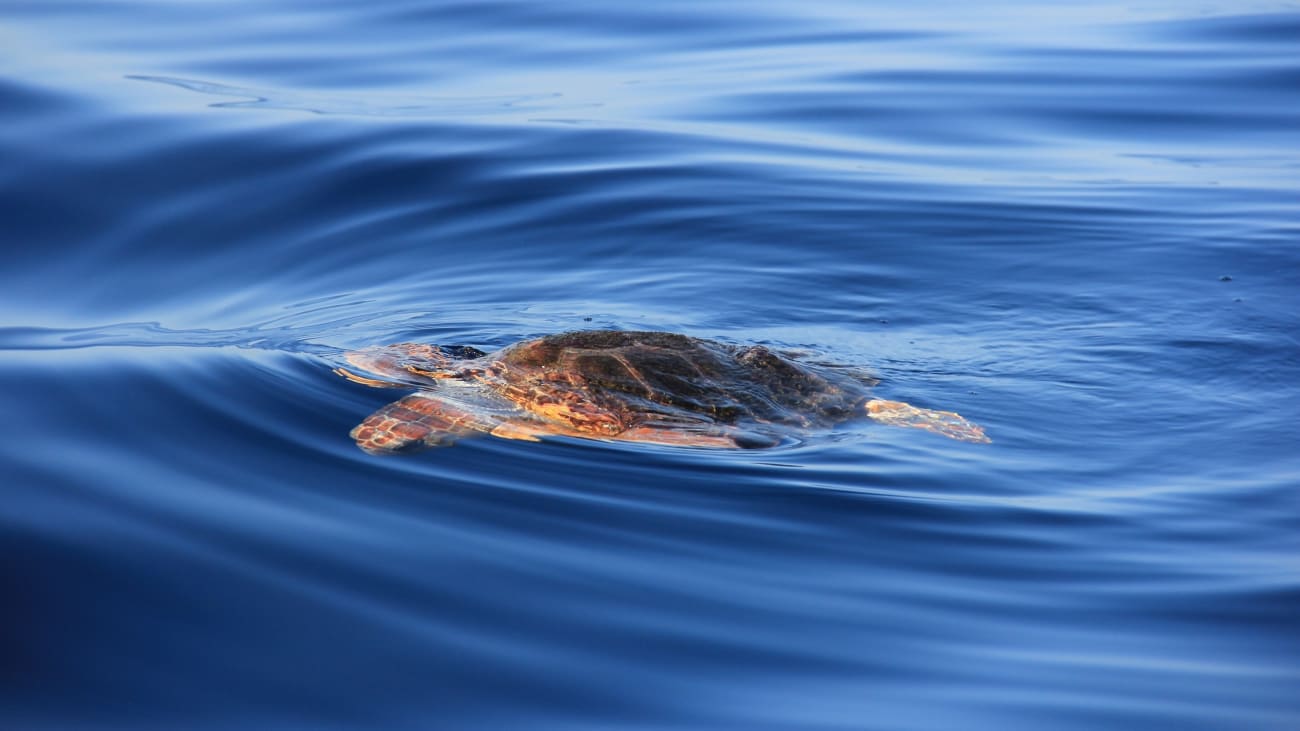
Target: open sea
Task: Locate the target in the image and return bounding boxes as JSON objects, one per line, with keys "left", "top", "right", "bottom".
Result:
{"left": 3, "top": 1, "right": 1298, "bottom": 729}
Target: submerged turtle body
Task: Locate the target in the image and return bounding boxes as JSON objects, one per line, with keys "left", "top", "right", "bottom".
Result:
{"left": 335, "top": 330, "right": 989, "bottom": 454}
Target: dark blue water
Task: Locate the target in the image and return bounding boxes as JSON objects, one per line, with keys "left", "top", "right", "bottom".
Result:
{"left": 3, "top": 1, "right": 1299, "bottom": 728}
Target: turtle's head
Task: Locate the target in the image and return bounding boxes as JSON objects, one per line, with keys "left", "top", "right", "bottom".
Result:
{"left": 335, "top": 342, "right": 485, "bottom": 388}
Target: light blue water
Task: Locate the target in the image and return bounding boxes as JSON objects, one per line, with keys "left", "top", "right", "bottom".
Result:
{"left": 2, "top": 2, "right": 1298, "bottom": 729}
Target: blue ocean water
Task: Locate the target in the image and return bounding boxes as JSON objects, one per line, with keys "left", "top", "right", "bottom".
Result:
{"left": 2, "top": 1, "right": 1298, "bottom": 728}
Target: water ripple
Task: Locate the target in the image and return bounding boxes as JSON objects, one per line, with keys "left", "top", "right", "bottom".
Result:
{"left": 128, "top": 74, "right": 594, "bottom": 119}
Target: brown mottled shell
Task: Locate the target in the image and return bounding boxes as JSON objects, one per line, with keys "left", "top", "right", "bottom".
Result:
{"left": 486, "top": 330, "right": 868, "bottom": 431}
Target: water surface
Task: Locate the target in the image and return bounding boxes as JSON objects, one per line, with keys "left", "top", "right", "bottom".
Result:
{"left": 2, "top": 1, "right": 1298, "bottom": 729}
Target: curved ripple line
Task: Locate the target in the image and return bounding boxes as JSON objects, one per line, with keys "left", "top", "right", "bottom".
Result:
{"left": 126, "top": 74, "right": 595, "bottom": 118}
{"left": 0, "top": 322, "right": 339, "bottom": 356}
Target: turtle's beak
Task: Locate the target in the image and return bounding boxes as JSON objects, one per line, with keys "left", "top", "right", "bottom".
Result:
{"left": 334, "top": 366, "right": 401, "bottom": 389}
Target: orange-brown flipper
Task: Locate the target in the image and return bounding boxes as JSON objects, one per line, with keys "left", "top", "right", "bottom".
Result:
{"left": 350, "top": 394, "right": 498, "bottom": 454}
{"left": 865, "top": 399, "right": 990, "bottom": 443}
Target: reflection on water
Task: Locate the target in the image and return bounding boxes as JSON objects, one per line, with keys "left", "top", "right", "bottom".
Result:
{"left": 2, "top": 1, "right": 1298, "bottom": 729}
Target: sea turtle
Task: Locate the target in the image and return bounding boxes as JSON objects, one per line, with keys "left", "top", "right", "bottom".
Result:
{"left": 334, "top": 330, "right": 989, "bottom": 454}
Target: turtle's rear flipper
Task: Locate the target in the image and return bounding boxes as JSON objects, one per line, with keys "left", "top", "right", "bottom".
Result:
{"left": 350, "top": 393, "right": 489, "bottom": 454}
{"left": 865, "top": 399, "right": 990, "bottom": 444}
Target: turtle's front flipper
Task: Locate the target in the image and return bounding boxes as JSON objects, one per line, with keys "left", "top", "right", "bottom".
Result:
{"left": 350, "top": 393, "right": 495, "bottom": 454}
{"left": 865, "top": 399, "right": 990, "bottom": 443}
